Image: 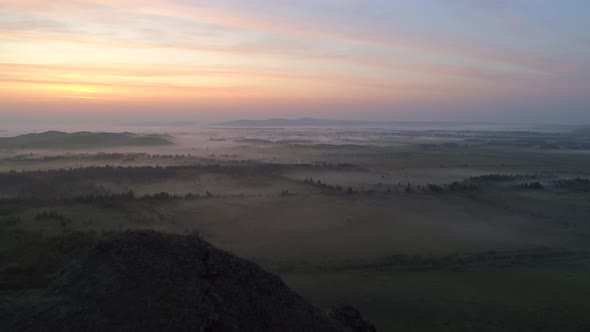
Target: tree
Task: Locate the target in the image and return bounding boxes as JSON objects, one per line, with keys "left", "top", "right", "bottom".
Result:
{"left": 405, "top": 183, "right": 412, "bottom": 193}
{"left": 428, "top": 184, "right": 444, "bottom": 193}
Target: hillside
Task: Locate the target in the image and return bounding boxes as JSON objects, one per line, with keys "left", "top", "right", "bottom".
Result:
{"left": 0, "top": 131, "right": 172, "bottom": 149}
{"left": 1, "top": 231, "right": 375, "bottom": 332}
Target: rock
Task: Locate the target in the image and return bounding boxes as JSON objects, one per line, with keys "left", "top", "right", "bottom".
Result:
{"left": 329, "top": 305, "right": 377, "bottom": 332}
{"left": 2, "top": 231, "right": 375, "bottom": 332}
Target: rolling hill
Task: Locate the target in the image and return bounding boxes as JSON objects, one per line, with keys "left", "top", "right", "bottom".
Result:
{"left": 0, "top": 131, "right": 172, "bottom": 149}
{"left": 216, "top": 118, "right": 500, "bottom": 128}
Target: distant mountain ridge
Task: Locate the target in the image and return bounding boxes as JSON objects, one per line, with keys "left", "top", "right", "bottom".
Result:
{"left": 216, "top": 118, "right": 516, "bottom": 128}
{"left": 0, "top": 131, "right": 172, "bottom": 149}
{"left": 572, "top": 127, "right": 590, "bottom": 137}
{"left": 218, "top": 118, "right": 374, "bottom": 127}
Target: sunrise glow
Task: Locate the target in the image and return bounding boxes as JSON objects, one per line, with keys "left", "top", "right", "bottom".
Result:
{"left": 1, "top": 0, "right": 589, "bottom": 122}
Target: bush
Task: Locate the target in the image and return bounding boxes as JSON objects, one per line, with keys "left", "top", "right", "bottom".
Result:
{"left": 427, "top": 184, "right": 444, "bottom": 193}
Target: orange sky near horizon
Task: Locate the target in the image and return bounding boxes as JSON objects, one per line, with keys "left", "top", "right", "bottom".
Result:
{"left": 1, "top": 0, "right": 589, "bottom": 122}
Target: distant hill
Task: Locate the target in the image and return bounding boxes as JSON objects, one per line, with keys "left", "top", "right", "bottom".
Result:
{"left": 217, "top": 118, "right": 503, "bottom": 128}
{"left": 218, "top": 118, "right": 379, "bottom": 127}
{"left": 572, "top": 127, "right": 590, "bottom": 137}
{"left": 0, "top": 131, "right": 172, "bottom": 149}
{"left": 123, "top": 121, "right": 199, "bottom": 127}
{"left": 2, "top": 231, "right": 375, "bottom": 332}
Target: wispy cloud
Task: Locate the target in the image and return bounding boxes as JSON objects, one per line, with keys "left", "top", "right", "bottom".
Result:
{"left": 1, "top": 0, "right": 589, "bottom": 121}
{"left": 0, "top": 0, "right": 553, "bottom": 71}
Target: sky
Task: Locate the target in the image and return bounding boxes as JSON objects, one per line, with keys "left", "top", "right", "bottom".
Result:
{"left": 1, "top": 0, "right": 589, "bottom": 125}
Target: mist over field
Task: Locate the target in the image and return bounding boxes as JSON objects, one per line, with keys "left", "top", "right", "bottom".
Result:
{"left": 1, "top": 119, "right": 590, "bottom": 331}
{"left": 2, "top": 0, "right": 590, "bottom": 331}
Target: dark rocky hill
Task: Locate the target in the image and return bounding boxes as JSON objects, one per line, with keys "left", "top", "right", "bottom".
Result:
{"left": 1, "top": 231, "right": 375, "bottom": 332}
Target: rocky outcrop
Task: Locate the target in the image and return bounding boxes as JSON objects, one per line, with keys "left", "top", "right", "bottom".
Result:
{"left": 3, "top": 231, "right": 375, "bottom": 332}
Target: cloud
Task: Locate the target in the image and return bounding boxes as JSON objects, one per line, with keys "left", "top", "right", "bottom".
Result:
{"left": 0, "top": 0, "right": 553, "bottom": 72}
{"left": 1, "top": 0, "right": 589, "bottom": 122}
